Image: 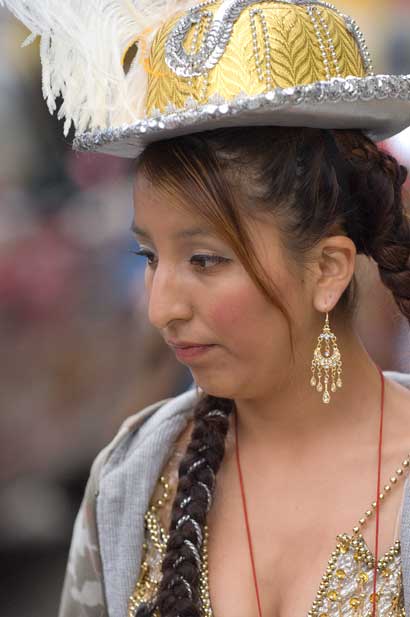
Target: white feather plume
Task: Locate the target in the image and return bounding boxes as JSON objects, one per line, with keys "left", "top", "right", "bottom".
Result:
{"left": 1, "top": 0, "right": 199, "bottom": 135}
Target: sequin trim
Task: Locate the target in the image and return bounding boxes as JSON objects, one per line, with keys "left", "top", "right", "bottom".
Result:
{"left": 73, "top": 73, "right": 410, "bottom": 153}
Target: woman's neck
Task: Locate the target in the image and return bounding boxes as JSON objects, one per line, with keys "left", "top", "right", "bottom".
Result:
{"left": 233, "top": 327, "right": 384, "bottom": 455}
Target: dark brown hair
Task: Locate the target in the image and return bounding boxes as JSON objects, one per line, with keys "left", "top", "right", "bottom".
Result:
{"left": 134, "top": 126, "right": 409, "bottom": 617}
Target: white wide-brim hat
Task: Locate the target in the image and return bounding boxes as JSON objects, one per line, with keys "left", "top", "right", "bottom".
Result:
{"left": 3, "top": 0, "right": 410, "bottom": 158}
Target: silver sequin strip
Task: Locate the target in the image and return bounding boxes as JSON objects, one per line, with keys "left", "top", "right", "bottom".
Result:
{"left": 74, "top": 74, "right": 410, "bottom": 152}
{"left": 187, "top": 10, "right": 213, "bottom": 101}
{"left": 164, "top": 0, "right": 374, "bottom": 78}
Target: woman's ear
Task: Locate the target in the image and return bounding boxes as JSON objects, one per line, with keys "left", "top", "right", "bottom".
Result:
{"left": 311, "top": 235, "right": 357, "bottom": 313}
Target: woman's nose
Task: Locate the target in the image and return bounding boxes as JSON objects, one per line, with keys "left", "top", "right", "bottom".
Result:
{"left": 147, "top": 264, "right": 192, "bottom": 330}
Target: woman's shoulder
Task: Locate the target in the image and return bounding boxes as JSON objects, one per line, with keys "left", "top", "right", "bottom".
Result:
{"left": 58, "top": 387, "right": 199, "bottom": 617}
{"left": 383, "top": 371, "right": 410, "bottom": 431}
{"left": 382, "top": 371, "right": 410, "bottom": 435}
{"left": 384, "top": 370, "right": 410, "bottom": 390}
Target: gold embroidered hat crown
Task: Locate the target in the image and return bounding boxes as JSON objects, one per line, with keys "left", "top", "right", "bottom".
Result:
{"left": 3, "top": 0, "right": 410, "bottom": 158}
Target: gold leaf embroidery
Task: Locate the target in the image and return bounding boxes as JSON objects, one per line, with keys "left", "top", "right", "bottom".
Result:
{"left": 325, "top": 11, "right": 365, "bottom": 77}
{"left": 145, "top": 2, "right": 368, "bottom": 116}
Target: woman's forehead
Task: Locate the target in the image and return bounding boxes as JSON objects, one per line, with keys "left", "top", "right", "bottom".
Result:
{"left": 132, "top": 165, "right": 285, "bottom": 257}
{"left": 133, "top": 171, "right": 216, "bottom": 231}
{"left": 132, "top": 189, "right": 219, "bottom": 243}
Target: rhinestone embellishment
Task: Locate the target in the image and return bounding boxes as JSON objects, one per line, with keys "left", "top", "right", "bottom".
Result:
{"left": 164, "top": 0, "right": 375, "bottom": 78}
{"left": 310, "top": 313, "right": 342, "bottom": 404}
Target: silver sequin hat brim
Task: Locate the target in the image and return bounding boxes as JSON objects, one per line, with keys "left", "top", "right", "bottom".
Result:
{"left": 73, "top": 74, "right": 410, "bottom": 158}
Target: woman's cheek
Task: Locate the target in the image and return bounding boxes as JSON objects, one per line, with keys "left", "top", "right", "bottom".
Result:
{"left": 208, "top": 286, "right": 261, "bottom": 331}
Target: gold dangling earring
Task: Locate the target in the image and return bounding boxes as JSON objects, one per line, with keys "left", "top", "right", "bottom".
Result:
{"left": 310, "top": 312, "right": 343, "bottom": 404}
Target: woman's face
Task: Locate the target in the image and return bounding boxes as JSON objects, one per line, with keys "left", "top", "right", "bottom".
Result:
{"left": 132, "top": 172, "right": 309, "bottom": 401}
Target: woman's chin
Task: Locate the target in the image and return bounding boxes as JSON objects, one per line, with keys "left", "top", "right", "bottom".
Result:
{"left": 191, "top": 373, "right": 239, "bottom": 400}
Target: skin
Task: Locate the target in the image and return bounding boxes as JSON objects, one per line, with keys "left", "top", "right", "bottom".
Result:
{"left": 133, "top": 170, "right": 410, "bottom": 617}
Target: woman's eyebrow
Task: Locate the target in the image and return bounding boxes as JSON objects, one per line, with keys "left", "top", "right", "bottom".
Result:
{"left": 130, "top": 222, "right": 214, "bottom": 240}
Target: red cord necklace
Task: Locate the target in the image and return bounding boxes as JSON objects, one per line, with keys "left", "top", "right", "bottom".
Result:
{"left": 233, "top": 366, "right": 385, "bottom": 617}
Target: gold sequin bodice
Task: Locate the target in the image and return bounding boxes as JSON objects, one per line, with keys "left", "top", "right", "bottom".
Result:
{"left": 128, "top": 431, "right": 409, "bottom": 617}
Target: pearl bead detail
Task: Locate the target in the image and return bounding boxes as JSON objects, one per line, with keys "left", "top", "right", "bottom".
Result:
{"left": 306, "top": 5, "right": 342, "bottom": 80}
{"left": 249, "top": 8, "right": 273, "bottom": 90}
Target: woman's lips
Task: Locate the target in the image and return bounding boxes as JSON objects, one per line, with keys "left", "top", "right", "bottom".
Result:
{"left": 173, "top": 344, "right": 215, "bottom": 360}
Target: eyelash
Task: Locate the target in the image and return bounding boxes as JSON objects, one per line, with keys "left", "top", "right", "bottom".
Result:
{"left": 129, "top": 248, "right": 229, "bottom": 270}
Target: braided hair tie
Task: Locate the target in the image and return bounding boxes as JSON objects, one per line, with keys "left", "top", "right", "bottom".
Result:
{"left": 187, "top": 457, "right": 216, "bottom": 491}
{"left": 176, "top": 514, "right": 203, "bottom": 545}
{"left": 205, "top": 409, "right": 229, "bottom": 420}
{"left": 180, "top": 495, "right": 193, "bottom": 509}
{"left": 169, "top": 573, "right": 193, "bottom": 600}
{"left": 197, "top": 481, "right": 213, "bottom": 512}
{"left": 183, "top": 539, "right": 202, "bottom": 570}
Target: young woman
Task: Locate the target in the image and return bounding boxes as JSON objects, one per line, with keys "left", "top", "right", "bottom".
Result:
{"left": 3, "top": 1, "right": 410, "bottom": 616}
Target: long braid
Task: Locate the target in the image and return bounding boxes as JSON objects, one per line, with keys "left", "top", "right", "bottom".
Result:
{"left": 367, "top": 153, "right": 410, "bottom": 316}
{"left": 135, "top": 394, "right": 233, "bottom": 617}
{"left": 331, "top": 131, "right": 410, "bottom": 317}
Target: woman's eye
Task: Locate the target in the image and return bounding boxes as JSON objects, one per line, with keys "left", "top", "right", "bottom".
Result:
{"left": 190, "top": 254, "right": 229, "bottom": 269}
{"left": 129, "top": 249, "right": 229, "bottom": 270}
{"left": 129, "top": 248, "right": 156, "bottom": 265}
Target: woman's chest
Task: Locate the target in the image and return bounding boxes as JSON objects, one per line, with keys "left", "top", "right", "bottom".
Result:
{"left": 128, "top": 415, "right": 410, "bottom": 617}
{"left": 129, "top": 468, "right": 406, "bottom": 617}
{"left": 204, "top": 457, "right": 407, "bottom": 617}
{"left": 206, "top": 513, "right": 404, "bottom": 617}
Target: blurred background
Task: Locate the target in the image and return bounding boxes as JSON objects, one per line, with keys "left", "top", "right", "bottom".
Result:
{"left": 0, "top": 2, "right": 409, "bottom": 616}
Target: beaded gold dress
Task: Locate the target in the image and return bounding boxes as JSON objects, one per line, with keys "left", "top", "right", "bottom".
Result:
{"left": 127, "top": 427, "right": 409, "bottom": 617}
